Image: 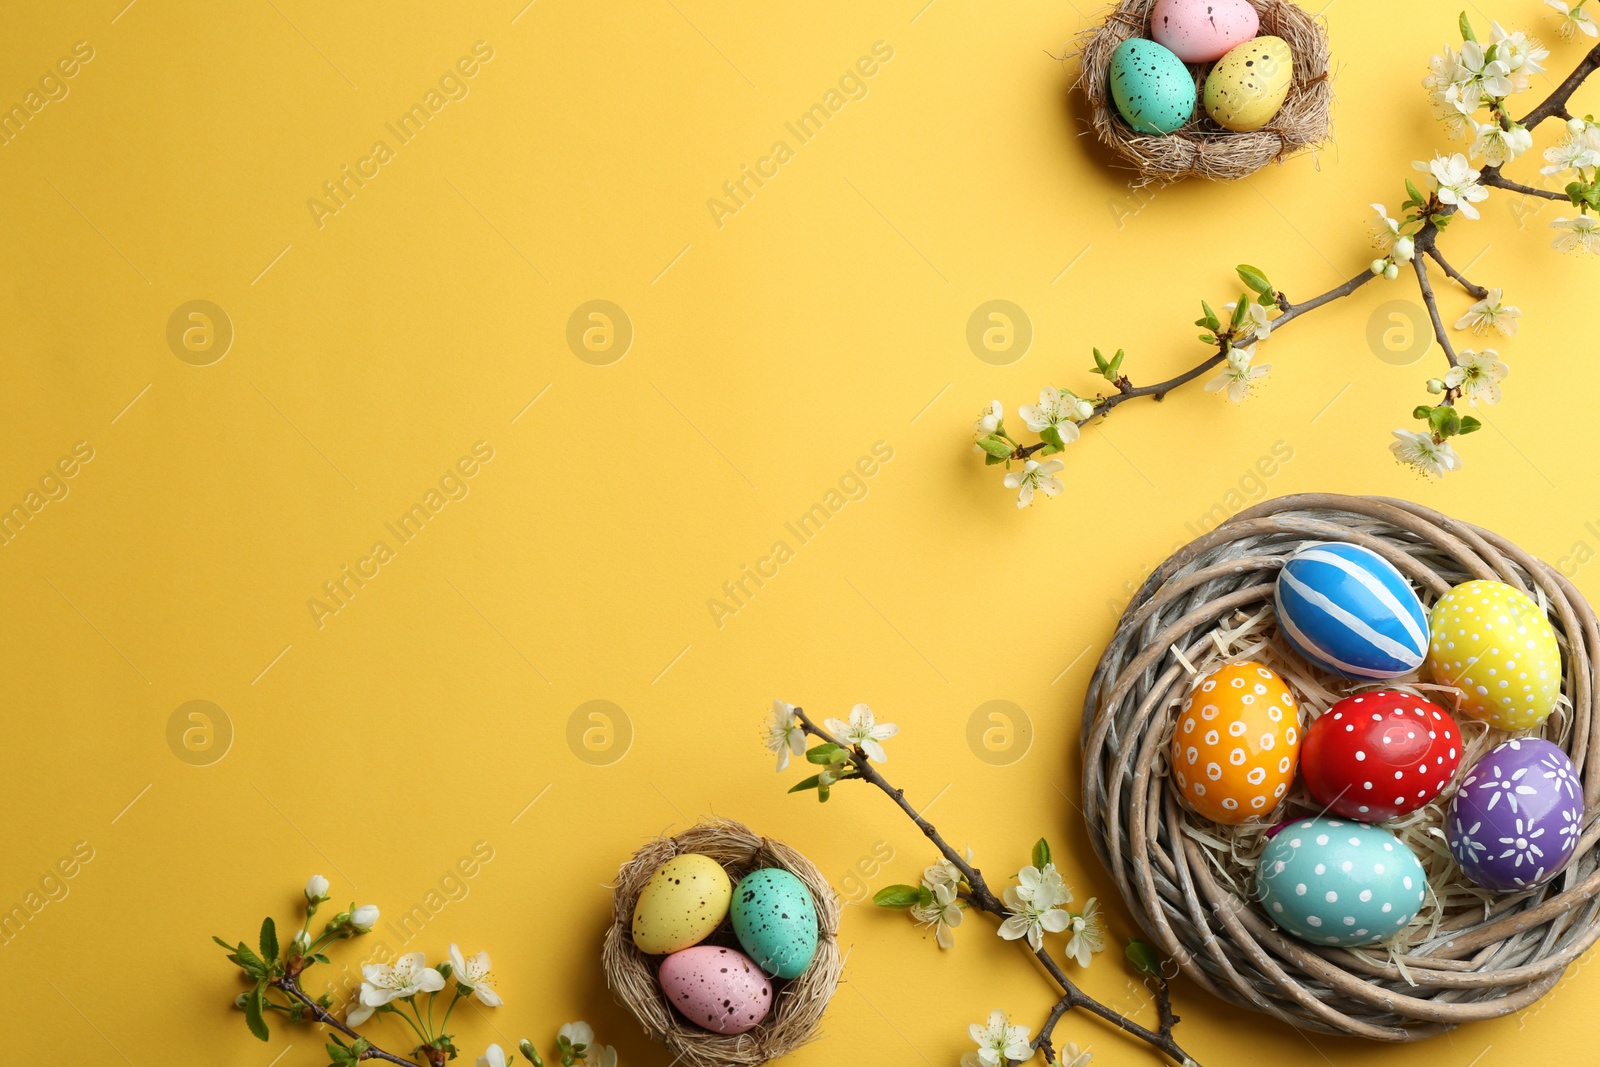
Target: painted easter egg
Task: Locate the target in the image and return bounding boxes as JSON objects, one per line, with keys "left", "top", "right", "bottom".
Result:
{"left": 658, "top": 945, "right": 774, "bottom": 1035}
{"left": 1150, "top": 0, "right": 1260, "bottom": 63}
{"left": 1447, "top": 738, "right": 1583, "bottom": 891}
{"left": 1170, "top": 661, "right": 1301, "bottom": 824}
{"left": 1109, "top": 38, "right": 1197, "bottom": 135}
{"left": 631, "top": 854, "right": 732, "bottom": 955}
{"left": 1203, "top": 36, "right": 1294, "bottom": 132}
{"left": 1257, "top": 817, "right": 1428, "bottom": 947}
{"left": 1425, "top": 580, "right": 1563, "bottom": 729}
{"left": 730, "top": 868, "right": 819, "bottom": 979}
{"left": 1274, "top": 542, "right": 1429, "bottom": 680}
{"left": 1301, "top": 691, "right": 1461, "bottom": 821}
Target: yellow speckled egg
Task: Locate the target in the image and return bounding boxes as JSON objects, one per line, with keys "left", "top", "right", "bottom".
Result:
{"left": 1426, "top": 580, "right": 1563, "bottom": 729}
{"left": 1203, "top": 36, "right": 1293, "bottom": 132}
{"left": 631, "top": 854, "right": 733, "bottom": 955}
{"left": 1171, "top": 661, "right": 1301, "bottom": 824}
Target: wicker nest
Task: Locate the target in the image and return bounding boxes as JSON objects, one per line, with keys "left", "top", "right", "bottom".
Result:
{"left": 1075, "top": 0, "right": 1333, "bottom": 182}
{"left": 1082, "top": 494, "right": 1600, "bottom": 1039}
{"left": 601, "top": 818, "right": 844, "bottom": 1066}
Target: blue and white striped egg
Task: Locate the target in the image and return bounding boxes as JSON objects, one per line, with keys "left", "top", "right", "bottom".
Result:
{"left": 1256, "top": 817, "right": 1428, "bottom": 947}
{"left": 1274, "top": 542, "right": 1429, "bottom": 680}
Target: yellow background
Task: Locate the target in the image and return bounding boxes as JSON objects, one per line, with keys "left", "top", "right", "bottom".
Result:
{"left": 2, "top": 0, "right": 1597, "bottom": 1064}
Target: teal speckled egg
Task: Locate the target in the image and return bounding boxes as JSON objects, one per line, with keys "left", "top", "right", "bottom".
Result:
{"left": 1108, "top": 38, "right": 1196, "bottom": 135}
{"left": 729, "top": 868, "right": 818, "bottom": 980}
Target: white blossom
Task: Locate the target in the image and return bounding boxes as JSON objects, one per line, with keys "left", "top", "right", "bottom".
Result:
{"left": 1204, "top": 344, "right": 1270, "bottom": 403}
{"left": 1224, "top": 299, "right": 1274, "bottom": 340}
{"left": 973, "top": 400, "right": 1004, "bottom": 436}
{"left": 1445, "top": 350, "right": 1509, "bottom": 406}
{"left": 448, "top": 944, "right": 502, "bottom": 1007}
{"left": 1390, "top": 429, "right": 1462, "bottom": 478}
{"left": 1470, "top": 120, "right": 1533, "bottom": 166}
{"left": 764, "top": 700, "right": 806, "bottom": 772}
{"left": 1000, "top": 865, "right": 1072, "bottom": 951}
{"left": 347, "top": 952, "right": 445, "bottom": 1025}
{"left": 910, "top": 881, "right": 963, "bottom": 949}
{"left": 1417, "top": 154, "right": 1489, "bottom": 219}
{"left": 1369, "top": 204, "right": 1415, "bottom": 262}
{"left": 923, "top": 858, "right": 962, "bottom": 889}
{"left": 1059, "top": 1043, "right": 1093, "bottom": 1067}
{"left": 1547, "top": 0, "right": 1598, "bottom": 39}
{"left": 1490, "top": 23, "right": 1548, "bottom": 91}
{"left": 1454, "top": 289, "right": 1520, "bottom": 336}
{"left": 825, "top": 703, "right": 898, "bottom": 762}
{"left": 1542, "top": 123, "right": 1600, "bottom": 175}
{"left": 1003, "top": 458, "right": 1065, "bottom": 508}
{"left": 1063, "top": 897, "right": 1107, "bottom": 968}
{"left": 1552, "top": 215, "right": 1600, "bottom": 254}
{"left": 476, "top": 1045, "right": 508, "bottom": 1067}
{"left": 967, "top": 1010, "right": 1033, "bottom": 1067}
{"left": 1460, "top": 40, "right": 1514, "bottom": 98}
{"left": 1019, "top": 388, "right": 1083, "bottom": 445}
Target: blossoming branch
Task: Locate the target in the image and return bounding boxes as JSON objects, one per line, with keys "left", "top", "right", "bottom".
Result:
{"left": 977, "top": 12, "right": 1600, "bottom": 506}
{"left": 766, "top": 702, "right": 1192, "bottom": 1067}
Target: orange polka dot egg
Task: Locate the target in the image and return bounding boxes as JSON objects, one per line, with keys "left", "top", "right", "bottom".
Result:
{"left": 1425, "top": 579, "right": 1563, "bottom": 729}
{"left": 1171, "top": 661, "right": 1302, "bottom": 824}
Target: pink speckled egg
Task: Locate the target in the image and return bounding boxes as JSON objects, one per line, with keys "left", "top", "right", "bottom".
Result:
{"left": 658, "top": 945, "right": 773, "bottom": 1034}
{"left": 1150, "top": 0, "right": 1261, "bottom": 63}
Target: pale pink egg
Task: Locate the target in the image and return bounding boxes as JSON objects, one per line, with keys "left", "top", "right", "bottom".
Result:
{"left": 1150, "top": 0, "right": 1260, "bottom": 63}
{"left": 658, "top": 945, "right": 774, "bottom": 1035}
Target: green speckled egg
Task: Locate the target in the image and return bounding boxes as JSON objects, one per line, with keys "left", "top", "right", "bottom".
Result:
{"left": 729, "top": 868, "right": 818, "bottom": 980}
{"left": 631, "top": 854, "right": 732, "bottom": 955}
{"left": 1204, "top": 36, "right": 1294, "bottom": 132}
{"left": 1108, "top": 38, "right": 1196, "bottom": 135}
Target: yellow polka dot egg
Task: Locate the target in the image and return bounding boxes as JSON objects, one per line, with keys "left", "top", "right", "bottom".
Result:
{"left": 1425, "top": 580, "right": 1562, "bottom": 729}
{"left": 1171, "top": 661, "right": 1302, "bottom": 825}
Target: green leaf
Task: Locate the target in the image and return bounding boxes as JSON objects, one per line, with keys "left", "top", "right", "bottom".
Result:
{"left": 1198, "top": 333, "right": 1215, "bottom": 345}
{"left": 817, "top": 783, "right": 832, "bottom": 803}
{"left": 788, "top": 774, "right": 822, "bottom": 793}
{"left": 1459, "top": 10, "right": 1477, "bottom": 42}
{"left": 1040, "top": 425, "right": 1065, "bottom": 452}
{"left": 1405, "top": 178, "right": 1425, "bottom": 205}
{"left": 1413, "top": 405, "right": 1433, "bottom": 421}
{"left": 1092, "top": 347, "right": 1108, "bottom": 373}
{"left": 984, "top": 452, "right": 1005, "bottom": 466}
{"left": 259, "top": 917, "right": 278, "bottom": 965}
{"left": 1236, "top": 264, "right": 1272, "bottom": 295}
{"left": 977, "top": 435, "right": 1013, "bottom": 459}
{"left": 1109, "top": 349, "right": 1125, "bottom": 376}
{"left": 245, "top": 982, "right": 270, "bottom": 1042}
{"left": 1459, "top": 416, "right": 1482, "bottom": 434}
{"left": 873, "top": 884, "right": 926, "bottom": 909}
{"left": 1032, "top": 838, "right": 1052, "bottom": 869}
{"left": 1126, "top": 938, "right": 1163, "bottom": 978}
{"left": 1230, "top": 294, "right": 1250, "bottom": 327}
{"left": 806, "top": 743, "right": 841, "bottom": 764}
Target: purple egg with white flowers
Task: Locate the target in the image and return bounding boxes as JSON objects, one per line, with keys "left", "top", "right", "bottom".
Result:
{"left": 1447, "top": 738, "right": 1584, "bottom": 892}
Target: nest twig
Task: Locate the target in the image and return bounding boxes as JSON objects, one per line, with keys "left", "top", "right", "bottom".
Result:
{"left": 1073, "top": 0, "right": 1334, "bottom": 183}
{"left": 601, "top": 818, "right": 844, "bottom": 1067}
{"left": 1082, "top": 493, "right": 1600, "bottom": 1039}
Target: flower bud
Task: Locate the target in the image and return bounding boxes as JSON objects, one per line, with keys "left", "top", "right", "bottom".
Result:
{"left": 1427, "top": 378, "right": 1445, "bottom": 394}
{"left": 1393, "top": 236, "right": 1415, "bottom": 262}
{"left": 234, "top": 993, "right": 250, "bottom": 1010}
{"left": 351, "top": 905, "right": 380, "bottom": 932}
{"left": 292, "top": 929, "right": 311, "bottom": 954}
{"left": 1383, "top": 262, "right": 1400, "bottom": 280}
{"left": 1370, "top": 258, "right": 1387, "bottom": 276}
{"left": 1571, "top": 117, "right": 1587, "bottom": 135}
{"left": 519, "top": 1039, "right": 545, "bottom": 1066}
{"left": 1071, "top": 398, "right": 1094, "bottom": 421}
{"left": 306, "top": 874, "right": 330, "bottom": 903}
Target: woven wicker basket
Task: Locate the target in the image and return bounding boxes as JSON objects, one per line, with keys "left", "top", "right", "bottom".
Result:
{"left": 601, "top": 818, "right": 843, "bottom": 1066}
{"left": 1082, "top": 494, "right": 1600, "bottom": 1039}
{"left": 1075, "top": 0, "right": 1333, "bottom": 182}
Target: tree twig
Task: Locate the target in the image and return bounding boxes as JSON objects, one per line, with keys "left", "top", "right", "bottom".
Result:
{"left": 791, "top": 707, "right": 1201, "bottom": 1067}
{"left": 1411, "top": 253, "right": 1459, "bottom": 370}
{"left": 1424, "top": 245, "right": 1489, "bottom": 299}
{"left": 272, "top": 977, "right": 425, "bottom": 1066}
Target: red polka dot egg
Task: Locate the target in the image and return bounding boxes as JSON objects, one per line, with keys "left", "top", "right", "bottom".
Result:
{"left": 1171, "top": 661, "right": 1301, "bottom": 825}
{"left": 1300, "top": 690, "right": 1461, "bottom": 821}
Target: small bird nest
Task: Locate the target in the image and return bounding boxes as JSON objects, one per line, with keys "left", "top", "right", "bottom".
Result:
{"left": 1082, "top": 494, "right": 1600, "bottom": 1039}
{"left": 1074, "top": 0, "right": 1333, "bottom": 182}
{"left": 601, "top": 818, "right": 844, "bottom": 1067}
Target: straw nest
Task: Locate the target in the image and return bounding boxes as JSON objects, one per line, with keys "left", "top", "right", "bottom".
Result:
{"left": 1082, "top": 494, "right": 1600, "bottom": 1039}
{"left": 601, "top": 818, "right": 844, "bottom": 1066}
{"left": 1075, "top": 0, "right": 1333, "bottom": 182}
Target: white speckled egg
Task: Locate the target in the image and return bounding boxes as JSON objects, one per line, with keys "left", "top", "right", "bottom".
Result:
{"left": 1256, "top": 817, "right": 1427, "bottom": 947}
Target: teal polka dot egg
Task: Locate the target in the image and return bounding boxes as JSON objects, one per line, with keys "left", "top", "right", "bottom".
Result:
{"left": 1108, "top": 38, "right": 1196, "bottom": 135}
{"left": 729, "top": 868, "right": 819, "bottom": 980}
{"left": 1256, "top": 817, "right": 1427, "bottom": 947}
